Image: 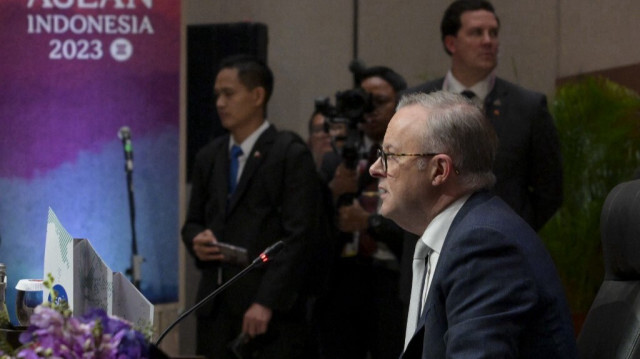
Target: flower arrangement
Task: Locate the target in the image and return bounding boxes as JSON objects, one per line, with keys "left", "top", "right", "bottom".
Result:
{"left": 0, "top": 274, "right": 161, "bottom": 359}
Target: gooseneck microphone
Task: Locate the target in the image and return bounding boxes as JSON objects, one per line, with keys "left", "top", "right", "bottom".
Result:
{"left": 118, "top": 126, "right": 133, "bottom": 172}
{"left": 252, "top": 240, "right": 285, "bottom": 265}
{"left": 155, "top": 241, "right": 286, "bottom": 346}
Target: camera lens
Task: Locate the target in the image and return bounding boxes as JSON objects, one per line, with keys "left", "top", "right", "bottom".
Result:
{"left": 336, "top": 89, "right": 371, "bottom": 120}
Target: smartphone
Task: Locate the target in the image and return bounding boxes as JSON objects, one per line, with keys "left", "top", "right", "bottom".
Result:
{"left": 211, "top": 242, "right": 248, "bottom": 265}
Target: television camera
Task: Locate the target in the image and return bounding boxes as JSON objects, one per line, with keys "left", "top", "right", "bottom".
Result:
{"left": 314, "top": 88, "right": 373, "bottom": 169}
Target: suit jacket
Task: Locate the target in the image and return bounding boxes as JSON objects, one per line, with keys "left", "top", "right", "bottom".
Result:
{"left": 182, "top": 125, "right": 323, "bottom": 317}
{"left": 405, "top": 78, "right": 563, "bottom": 231}
{"left": 402, "top": 191, "right": 578, "bottom": 358}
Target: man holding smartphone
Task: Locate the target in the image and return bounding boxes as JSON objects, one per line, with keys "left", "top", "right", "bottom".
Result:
{"left": 182, "top": 55, "right": 324, "bottom": 359}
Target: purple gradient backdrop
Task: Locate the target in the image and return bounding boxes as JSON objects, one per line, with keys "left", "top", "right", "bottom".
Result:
{"left": 0, "top": 0, "right": 181, "bottom": 323}
{"left": 0, "top": 0, "right": 180, "bottom": 178}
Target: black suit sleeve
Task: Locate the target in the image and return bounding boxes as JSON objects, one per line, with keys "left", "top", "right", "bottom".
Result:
{"left": 529, "top": 95, "right": 563, "bottom": 230}
{"left": 181, "top": 142, "right": 219, "bottom": 268}
{"left": 441, "top": 227, "right": 538, "bottom": 358}
{"left": 254, "top": 138, "right": 322, "bottom": 311}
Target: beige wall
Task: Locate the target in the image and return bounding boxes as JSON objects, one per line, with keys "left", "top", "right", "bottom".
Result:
{"left": 558, "top": 0, "right": 640, "bottom": 77}
{"left": 184, "top": 0, "right": 640, "bottom": 137}
{"left": 185, "top": 1, "right": 353, "bottom": 137}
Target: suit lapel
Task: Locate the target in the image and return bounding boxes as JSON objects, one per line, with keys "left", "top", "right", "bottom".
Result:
{"left": 403, "top": 320, "right": 426, "bottom": 358}
{"left": 400, "top": 192, "right": 493, "bottom": 358}
{"left": 429, "top": 78, "right": 445, "bottom": 93}
{"left": 226, "top": 125, "right": 277, "bottom": 214}
{"left": 484, "top": 78, "right": 507, "bottom": 122}
{"left": 213, "top": 137, "right": 231, "bottom": 217}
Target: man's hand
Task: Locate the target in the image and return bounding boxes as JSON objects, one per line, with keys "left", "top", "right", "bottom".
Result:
{"left": 242, "top": 303, "right": 273, "bottom": 338}
{"left": 329, "top": 163, "right": 358, "bottom": 200}
{"left": 338, "top": 200, "right": 370, "bottom": 232}
{"left": 192, "top": 229, "right": 224, "bottom": 262}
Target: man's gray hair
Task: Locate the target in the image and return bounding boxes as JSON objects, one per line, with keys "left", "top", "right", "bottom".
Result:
{"left": 398, "top": 91, "right": 498, "bottom": 191}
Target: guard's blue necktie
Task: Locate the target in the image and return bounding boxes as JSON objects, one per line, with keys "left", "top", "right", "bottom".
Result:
{"left": 229, "top": 145, "right": 243, "bottom": 194}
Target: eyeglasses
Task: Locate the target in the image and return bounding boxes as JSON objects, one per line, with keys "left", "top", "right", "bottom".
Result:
{"left": 376, "top": 147, "right": 439, "bottom": 174}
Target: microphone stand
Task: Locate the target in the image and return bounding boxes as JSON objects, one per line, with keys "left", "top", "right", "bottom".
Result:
{"left": 155, "top": 241, "right": 285, "bottom": 346}
{"left": 351, "top": 0, "right": 360, "bottom": 88}
{"left": 119, "top": 127, "right": 143, "bottom": 289}
{"left": 125, "top": 167, "right": 143, "bottom": 289}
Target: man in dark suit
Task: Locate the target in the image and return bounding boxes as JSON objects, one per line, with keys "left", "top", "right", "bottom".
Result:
{"left": 182, "top": 55, "right": 323, "bottom": 359}
{"left": 369, "top": 90, "right": 577, "bottom": 358}
{"left": 405, "top": 0, "right": 562, "bottom": 231}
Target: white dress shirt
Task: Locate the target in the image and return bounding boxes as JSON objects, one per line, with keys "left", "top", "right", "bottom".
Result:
{"left": 404, "top": 194, "right": 471, "bottom": 347}
{"left": 443, "top": 70, "right": 495, "bottom": 106}
{"left": 228, "top": 121, "right": 270, "bottom": 182}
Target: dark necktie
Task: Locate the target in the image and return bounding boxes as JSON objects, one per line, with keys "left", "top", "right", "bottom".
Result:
{"left": 461, "top": 90, "right": 476, "bottom": 99}
{"left": 229, "top": 145, "right": 243, "bottom": 194}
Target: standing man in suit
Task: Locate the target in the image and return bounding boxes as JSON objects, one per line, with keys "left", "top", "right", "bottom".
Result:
{"left": 370, "top": 90, "right": 577, "bottom": 358}
{"left": 406, "top": 0, "right": 563, "bottom": 231}
{"left": 182, "top": 55, "right": 323, "bottom": 359}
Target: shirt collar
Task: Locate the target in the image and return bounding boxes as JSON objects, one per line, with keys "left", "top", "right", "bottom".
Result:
{"left": 229, "top": 121, "right": 270, "bottom": 155}
{"left": 443, "top": 70, "right": 495, "bottom": 103}
{"left": 419, "top": 194, "right": 471, "bottom": 256}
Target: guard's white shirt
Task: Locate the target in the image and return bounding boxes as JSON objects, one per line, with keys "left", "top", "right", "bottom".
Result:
{"left": 443, "top": 70, "right": 495, "bottom": 105}
{"left": 228, "top": 121, "right": 270, "bottom": 181}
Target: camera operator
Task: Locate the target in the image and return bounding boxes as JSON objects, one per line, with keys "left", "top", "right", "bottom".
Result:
{"left": 307, "top": 110, "right": 347, "bottom": 170}
{"left": 315, "top": 66, "right": 408, "bottom": 359}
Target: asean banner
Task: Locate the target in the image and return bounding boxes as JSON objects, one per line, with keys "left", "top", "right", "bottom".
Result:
{"left": 0, "top": 0, "right": 181, "bottom": 323}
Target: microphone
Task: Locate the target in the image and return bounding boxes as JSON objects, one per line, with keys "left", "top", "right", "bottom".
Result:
{"left": 252, "top": 240, "right": 284, "bottom": 265}
{"left": 155, "top": 240, "right": 286, "bottom": 346}
{"left": 118, "top": 126, "right": 133, "bottom": 172}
